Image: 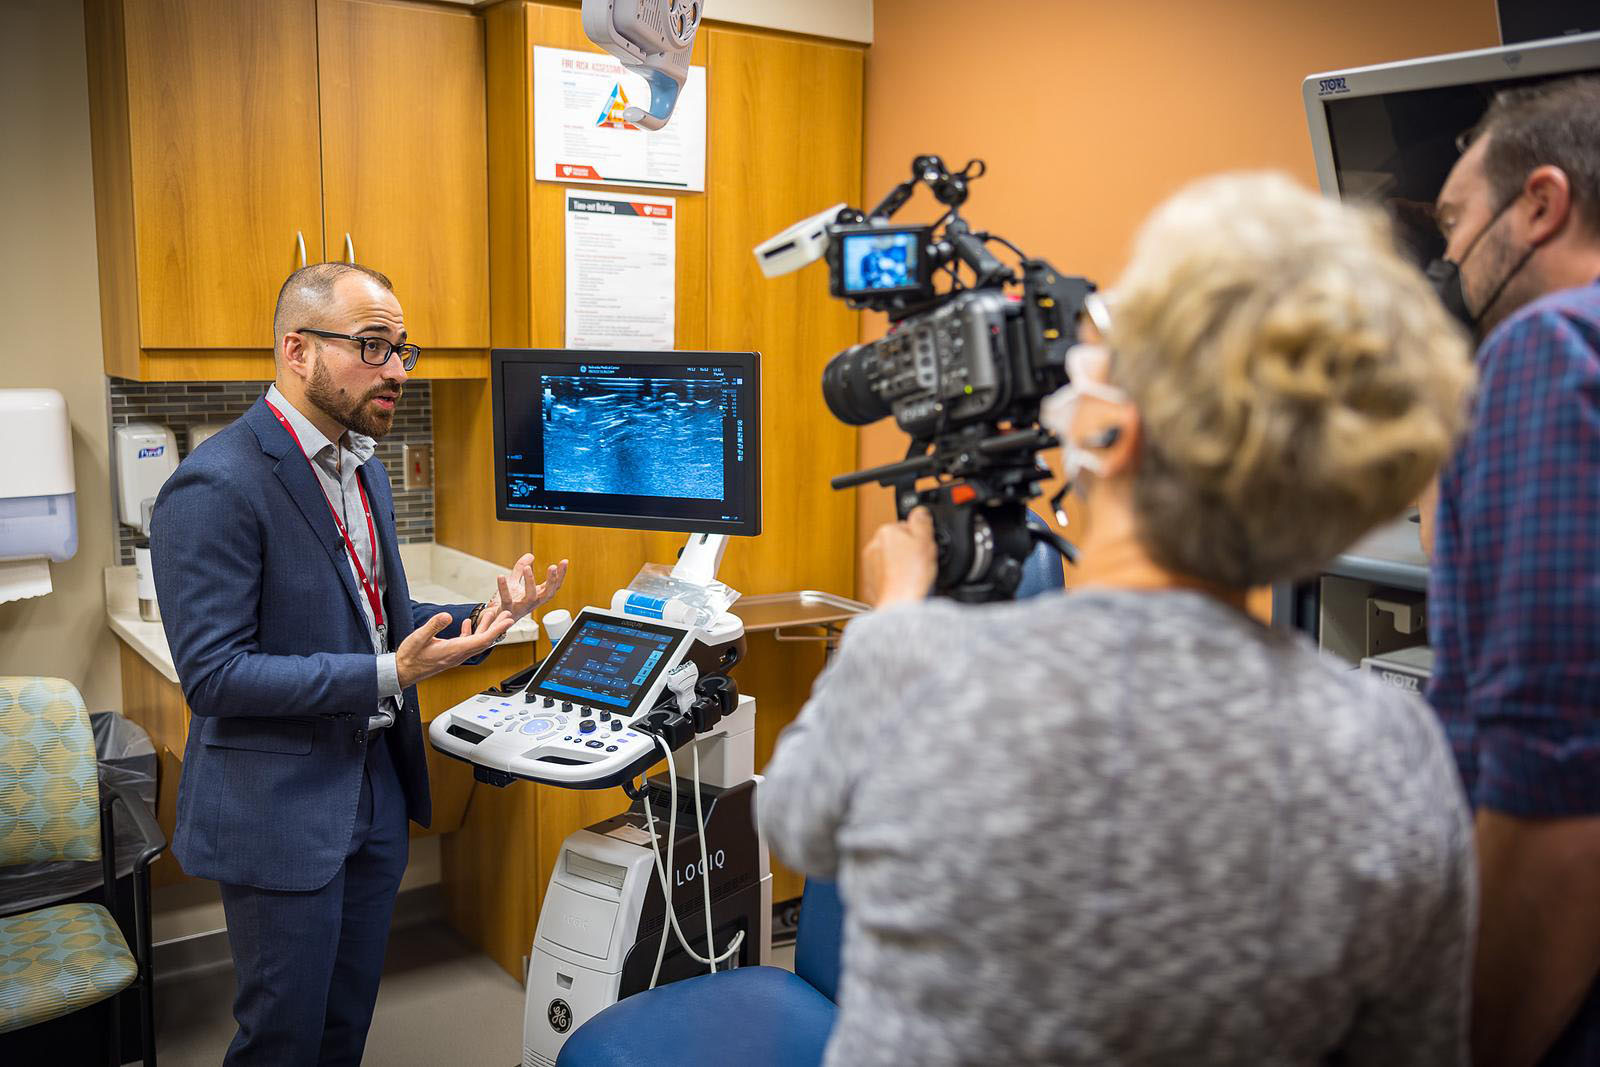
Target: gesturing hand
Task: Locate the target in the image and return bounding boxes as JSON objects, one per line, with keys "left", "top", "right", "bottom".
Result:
{"left": 395, "top": 609, "right": 516, "bottom": 689}
{"left": 481, "top": 554, "right": 569, "bottom": 625}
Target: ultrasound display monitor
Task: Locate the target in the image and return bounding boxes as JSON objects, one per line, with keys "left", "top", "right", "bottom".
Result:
{"left": 493, "top": 349, "right": 760, "bottom": 535}
{"left": 1304, "top": 33, "right": 1600, "bottom": 267}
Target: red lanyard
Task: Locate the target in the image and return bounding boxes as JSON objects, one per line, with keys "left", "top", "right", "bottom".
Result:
{"left": 264, "top": 399, "right": 385, "bottom": 631}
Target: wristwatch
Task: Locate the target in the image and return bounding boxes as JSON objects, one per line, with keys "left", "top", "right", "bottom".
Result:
{"left": 468, "top": 601, "right": 509, "bottom": 644}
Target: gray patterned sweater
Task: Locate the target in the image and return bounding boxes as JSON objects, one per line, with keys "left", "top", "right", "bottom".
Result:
{"left": 759, "top": 588, "right": 1474, "bottom": 1066}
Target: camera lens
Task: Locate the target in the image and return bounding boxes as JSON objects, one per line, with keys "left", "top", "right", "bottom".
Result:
{"left": 821, "top": 344, "right": 891, "bottom": 426}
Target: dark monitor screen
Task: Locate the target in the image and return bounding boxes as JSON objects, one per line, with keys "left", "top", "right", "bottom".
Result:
{"left": 528, "top": 612, "right": 690, "bottom": 715}
{"left": 492, "top": 349, "right": 761, "bottom": 535}
{"left": 1321, "top": 70, "right": 1590, "bottom": 266}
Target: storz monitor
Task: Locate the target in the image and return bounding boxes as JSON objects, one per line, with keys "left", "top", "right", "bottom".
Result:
{"left": 492, "top": 349, "right": 761, "bottom": 536}
{"left": 1304, "top": 33, "right": 1600, "bottom": 266}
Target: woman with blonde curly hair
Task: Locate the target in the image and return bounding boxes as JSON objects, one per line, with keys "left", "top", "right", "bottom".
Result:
{"left": 760, "top": 172, "right": 1478, "bottom": 1066}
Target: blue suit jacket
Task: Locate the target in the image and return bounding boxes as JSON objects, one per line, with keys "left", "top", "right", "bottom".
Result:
{"left": 150, "top": 398, "right": 477, "bottom": 891}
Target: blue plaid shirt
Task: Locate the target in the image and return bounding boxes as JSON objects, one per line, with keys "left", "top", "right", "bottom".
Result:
{"left": 1427, "top": 277, "right": 1600, "bottom": 1067}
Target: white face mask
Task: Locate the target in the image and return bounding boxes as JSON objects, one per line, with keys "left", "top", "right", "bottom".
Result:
{"left": 1041, "top": 343, "right": 1127, "bottom": 493}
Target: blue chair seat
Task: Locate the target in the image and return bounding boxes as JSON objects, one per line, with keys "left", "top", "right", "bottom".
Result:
{"left": 0, "top": 902, "right": 137, "bottom": 1033}
{"left": 556, "top": 966, "right": 835, "bottom": 1067}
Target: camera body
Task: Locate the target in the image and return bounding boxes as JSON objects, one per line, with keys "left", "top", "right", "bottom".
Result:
{"left": 812, "top": 157, "right": 1096, "bottom": 601}
{"left": 823, "top": 266, "right": 1093, "bottom": 440}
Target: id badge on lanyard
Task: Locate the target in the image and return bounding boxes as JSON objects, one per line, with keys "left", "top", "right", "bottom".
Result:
{"left": 264, "top": 400, "right": 386, "bottom": 644}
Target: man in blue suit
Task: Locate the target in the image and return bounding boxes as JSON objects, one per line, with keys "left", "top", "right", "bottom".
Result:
{"left": 151, "top": 262, "right": 568, "bottom": 1065}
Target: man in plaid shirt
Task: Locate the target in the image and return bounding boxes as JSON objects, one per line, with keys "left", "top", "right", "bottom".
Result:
{"left": 1426, "top": 76, "right": 1600, "bottom": 1066}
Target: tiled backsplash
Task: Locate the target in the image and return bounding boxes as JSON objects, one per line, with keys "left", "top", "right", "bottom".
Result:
{"left": 107, "top": 379, "right": 434, "bottom": 564}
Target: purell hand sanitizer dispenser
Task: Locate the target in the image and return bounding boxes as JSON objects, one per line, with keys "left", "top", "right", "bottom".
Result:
{"left": 0, "top": 389, "right": 78, "bottom": 604}
{"left": 114, "top": 423, "right": 178, "bottom": 622}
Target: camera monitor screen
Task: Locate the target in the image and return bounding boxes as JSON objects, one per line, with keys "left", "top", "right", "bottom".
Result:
{"left": 839, "top": 228, "right": 926, "bottom": 295}
{"left": 492, "top": 349, "right": 761, "bottom": 535}
{"left": 528, "top": 611, "right": 690, "bottom": 715}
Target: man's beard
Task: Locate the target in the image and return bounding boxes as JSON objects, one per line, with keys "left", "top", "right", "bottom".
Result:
{"left": 1465, "top": 228, "right": 1535, "bottom": 337}
{"left": 306, "top": 354, "right": 401, "bottom": 439}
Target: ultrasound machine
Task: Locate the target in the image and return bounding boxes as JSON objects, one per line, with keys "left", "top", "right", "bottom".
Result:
{"left": 427, "top": 349, "right": 768, "bottom": 1066}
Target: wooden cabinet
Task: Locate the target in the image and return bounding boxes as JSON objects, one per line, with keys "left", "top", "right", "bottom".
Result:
{"left": 121, "top": 0, "right": 323, "bottom": 352}
{"left": 84, "top": 0, "right": 488, "bottom": 381}
{"left": 318, "top": 0, "right": 489, "bottom": 351}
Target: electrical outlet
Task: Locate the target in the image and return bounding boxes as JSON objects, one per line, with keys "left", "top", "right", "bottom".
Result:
{"left": 402, "top": 443, "right": 432, "bottom": 490}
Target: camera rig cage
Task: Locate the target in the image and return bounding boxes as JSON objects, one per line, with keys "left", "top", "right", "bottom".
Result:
{"left": 765, "top": 155, "right": 1097, "bottom": 602}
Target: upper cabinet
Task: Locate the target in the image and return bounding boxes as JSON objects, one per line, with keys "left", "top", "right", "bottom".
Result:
{"left": 122, "top": 0, "right": 323, "bottom": 352}
{"left": 317, "top": 0, "right": 489, "bottom": 354}
{"left": 85, "top": 0, "right": 489, "bottom": 381}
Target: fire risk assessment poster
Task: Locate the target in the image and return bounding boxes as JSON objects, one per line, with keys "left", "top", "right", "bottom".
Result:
{"left": 564, "top": 190, "right": 677, "bottom": 350}
{"left": 533, "top": 46, "right": 707, "bottom": 191}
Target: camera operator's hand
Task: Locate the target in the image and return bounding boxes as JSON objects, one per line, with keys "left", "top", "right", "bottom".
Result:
{"left": 395, "top": 610, "right": 516, "bottom": 690}
{"left": 864, "top": 507, "right": 938, "bottom": 609}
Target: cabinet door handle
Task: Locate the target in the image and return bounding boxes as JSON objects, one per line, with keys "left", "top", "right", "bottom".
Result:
{"left": 296, "top": 231, "right": 308, "bottom": 268}
{"left": 344, "top": 233, "right": 355, "bottom": 263}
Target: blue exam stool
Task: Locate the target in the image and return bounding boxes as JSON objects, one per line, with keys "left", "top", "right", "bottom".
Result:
{"left": 557, "top": 878, "right": 844, "bottom": 1067}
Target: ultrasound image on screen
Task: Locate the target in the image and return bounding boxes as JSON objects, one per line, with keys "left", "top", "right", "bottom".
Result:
{"left": 495, "top": 351, "right": 759, "bottom": 534}
{"left": 543, "top": 376, "right": 724, "bottom": 500}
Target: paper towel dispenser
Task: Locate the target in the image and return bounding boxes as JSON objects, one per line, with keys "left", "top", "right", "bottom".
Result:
{"left": 0, "top": 389, "right": 78, "bottom": 564}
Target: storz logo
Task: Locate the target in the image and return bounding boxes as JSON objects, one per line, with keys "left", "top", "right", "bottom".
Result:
{"left": 1318, "top": 77, "right": 1350, "bottom": 97}
{"left": 1377, "top": 669, "right": 1421, "bottom": 693}
{"left": 137, "top": 445, "right": 166, "bottom": 459}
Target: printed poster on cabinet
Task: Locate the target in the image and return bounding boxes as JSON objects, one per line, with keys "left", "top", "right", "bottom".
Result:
{"left": 534, "top": 46, "right": 707, "bottom": 191}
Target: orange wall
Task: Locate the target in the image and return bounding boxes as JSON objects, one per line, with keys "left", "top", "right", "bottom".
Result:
{"left": 852, "top": 0, "right": 1501, "bottom": 572}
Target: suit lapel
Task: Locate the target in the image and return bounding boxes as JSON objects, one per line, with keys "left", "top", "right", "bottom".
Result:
{"left": 246, "top": 399, "right": 370, "bottom": 632}
{"left": 362, "top": 460, "right": 410, "bottom": 649}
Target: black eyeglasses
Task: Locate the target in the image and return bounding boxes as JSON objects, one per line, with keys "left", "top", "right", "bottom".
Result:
{"left": 298, "top": 328, "right": 422, "bottom": 371}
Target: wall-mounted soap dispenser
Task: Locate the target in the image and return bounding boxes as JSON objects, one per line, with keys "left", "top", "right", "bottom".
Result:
{"left": 114, "top": 423, "right": 178, "bottom": 622}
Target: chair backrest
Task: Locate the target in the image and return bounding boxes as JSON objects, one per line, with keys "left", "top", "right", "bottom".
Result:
{"left": 0, "top": 677, "right": 100, "bottom": 868}
{"left": 1017, "top": 511, "right": 1067, "bottom": 600}
{"left": 793, "top": 877, "right": 845, "bottom": 1003}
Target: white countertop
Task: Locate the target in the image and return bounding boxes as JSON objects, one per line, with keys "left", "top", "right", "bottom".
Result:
{"left": 107, "top": 542, "right": 538, "bottom": 686}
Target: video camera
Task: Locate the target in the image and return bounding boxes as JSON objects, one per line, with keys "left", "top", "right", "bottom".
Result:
{"left": 756, "top": 156, "right": 1096, "bottom": 601}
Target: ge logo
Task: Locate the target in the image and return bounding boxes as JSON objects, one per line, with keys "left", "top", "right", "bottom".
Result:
{"left": 548, "top": 998, "right": 572, "bottom": 1033}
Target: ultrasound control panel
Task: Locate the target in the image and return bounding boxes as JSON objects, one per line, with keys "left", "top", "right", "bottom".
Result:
{"left": 427, "top": 608, "right": 697, "bottom": 788}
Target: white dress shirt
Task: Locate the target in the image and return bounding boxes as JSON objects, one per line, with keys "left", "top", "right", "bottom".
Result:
{"left": 266, "top": 385, "right": 400, "bottom": 730}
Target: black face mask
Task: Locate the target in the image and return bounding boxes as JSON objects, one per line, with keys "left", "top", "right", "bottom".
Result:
{"left": 1425, "top": 192, "right": 1534, "bottom": 333}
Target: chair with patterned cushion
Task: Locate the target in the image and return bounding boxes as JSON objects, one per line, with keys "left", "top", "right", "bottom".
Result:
{"left": 0, "top": 676, "right": 159, "bottom": 1066}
